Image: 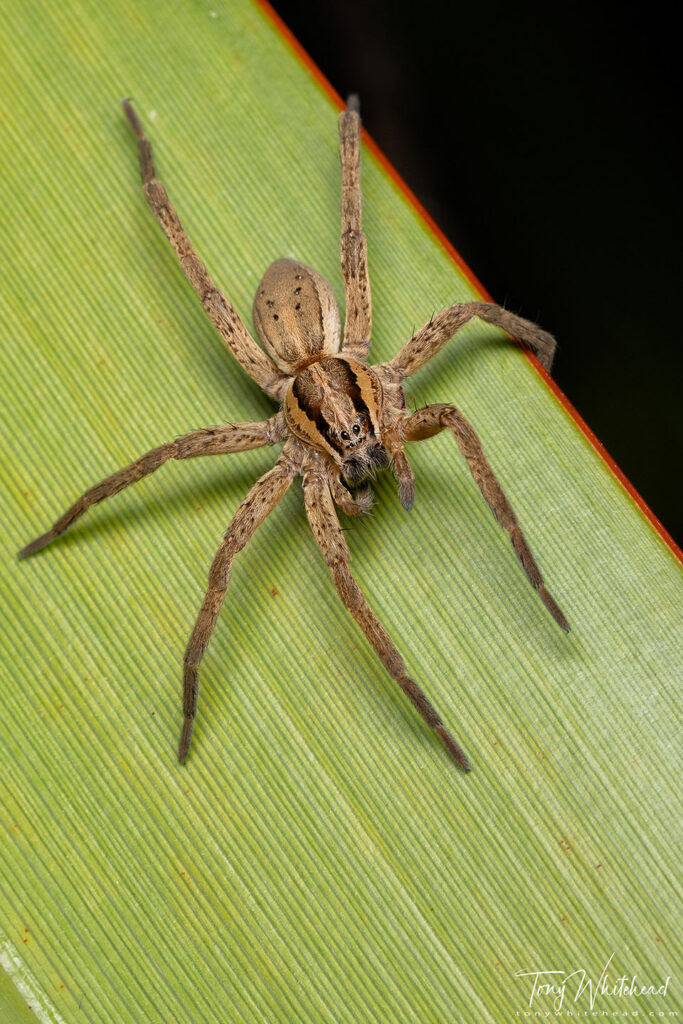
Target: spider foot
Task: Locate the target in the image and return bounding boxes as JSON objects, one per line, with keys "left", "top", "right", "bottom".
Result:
{"left": 398, "top": 478, "right": 415, "bottom": 511}
{"left": 538, "top": 585, "right": 570, "bottom": 633}
{"left": 178, "top": 717, "right": 194, "bottom": 763}
{"left": 17, "top": 531, "right": 54, "bottom": 559}
{"left": 436, "top": 725, "right": 471, "bottom": 772}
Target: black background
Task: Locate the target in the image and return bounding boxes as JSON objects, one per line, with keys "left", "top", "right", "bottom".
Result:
{"left": 271, "top": 0, "right": 681, "bottom": 546}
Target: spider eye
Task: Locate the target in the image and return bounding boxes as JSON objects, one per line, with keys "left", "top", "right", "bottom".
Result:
{"left": 341, "top": 430, "right": 350, "bottom": 441}
{"left": 352, "top": 424, "right": 360, "bottom": 434}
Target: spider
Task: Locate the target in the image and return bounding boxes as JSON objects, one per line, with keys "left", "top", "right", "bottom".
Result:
{"left": 19, "top": 96, "right": 569, "bottom": 772}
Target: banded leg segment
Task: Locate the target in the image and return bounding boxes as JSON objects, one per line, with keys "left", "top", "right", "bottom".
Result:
{"left": 303, "top": 465, "right": 470, "bottom": 770}
{"left": 404, "top": 404, "right": 569, "bottom": 631}
{"left": 179, "top": 456, "right": 297, "bottom": 761}
{"left": 18, "top": 417, "right": 283, "bottom": 559}
{"left": 389, "top": 301, "right": 557, "bottom": 377}
{"left": 339, "top": 97, "right": 372, "bottom": 360}
{"left": 122, "top": 100, "right": 289, "bottom": 401}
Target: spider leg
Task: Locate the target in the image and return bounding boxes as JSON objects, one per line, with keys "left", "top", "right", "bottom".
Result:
{"left": 18, "top": 415, "right": 285, "bottom": 559}
{"left": 403, "top": 404, "right": 569, "bottom": 631}
{"left": 122, "top": 100, "right": 289, "bottom": 402}
{"left": 386, "top": 301, "right": 557, "bottom": 378}
{"left": 339, "top": 96, "right": 372, "bottom": 361}
{"left": 179, "top": 452, "right": 297, "bottom": 761}
{"left": 303, "top": 460, "right": 470, "bottom": 771}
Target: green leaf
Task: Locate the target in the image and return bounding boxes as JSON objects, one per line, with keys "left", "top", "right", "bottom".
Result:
{"left": 1, "top": 0, "right": 680, "bottom": 1021}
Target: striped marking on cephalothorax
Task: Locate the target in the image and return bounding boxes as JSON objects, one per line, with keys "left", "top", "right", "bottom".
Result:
{"left": 284, "top": 356, "right": 383, "bottom": 463}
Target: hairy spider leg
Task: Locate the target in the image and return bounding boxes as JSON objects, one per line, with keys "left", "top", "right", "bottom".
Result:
{"left": 179, "top": 454, "right": 297, "bottom": 761}
{"left": 17, "top": 419, "right": 283, "bottom": 559}
{"left": 339, "top": 98, "right": 372, "bottom": 363}
{"left": 122, "top": 99, "right": 289, "bottom": 402}
{"left": 403, "top": 404, "right": 569, "bottom": 631}
{"left": 388, "top": 301, "right": 557, "bottom": 377}
{"left": 303, "top": 459, "right": 470, "bottom": 770}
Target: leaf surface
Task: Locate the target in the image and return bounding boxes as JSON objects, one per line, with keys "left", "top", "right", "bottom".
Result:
{"left": 1, "top": 1, "right": 681, "bottom": 1020}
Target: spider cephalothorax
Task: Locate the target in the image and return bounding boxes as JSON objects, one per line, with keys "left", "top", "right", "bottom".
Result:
{"left": 19, "top": 96, "right": 569, "bottom": 773}
{"left": 285, "top": 350, "right": 388, "bottom": 491}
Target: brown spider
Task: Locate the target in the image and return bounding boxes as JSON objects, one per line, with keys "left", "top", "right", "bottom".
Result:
{"left": 19, "top": 97, "right": 569, "bottom": 772}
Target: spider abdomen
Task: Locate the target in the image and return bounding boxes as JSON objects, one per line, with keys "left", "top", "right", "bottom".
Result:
{"left": 252, "top": 258, "right": 341, "bottom": 374}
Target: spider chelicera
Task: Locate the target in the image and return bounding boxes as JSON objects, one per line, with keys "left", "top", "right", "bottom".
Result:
{"left": 19, "top": 97, "right": 568, "bottom": 771}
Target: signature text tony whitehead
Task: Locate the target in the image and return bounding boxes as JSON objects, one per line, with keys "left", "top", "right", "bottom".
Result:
{"left": 514, "top": 952, "right": 671, "bottom": 1012}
